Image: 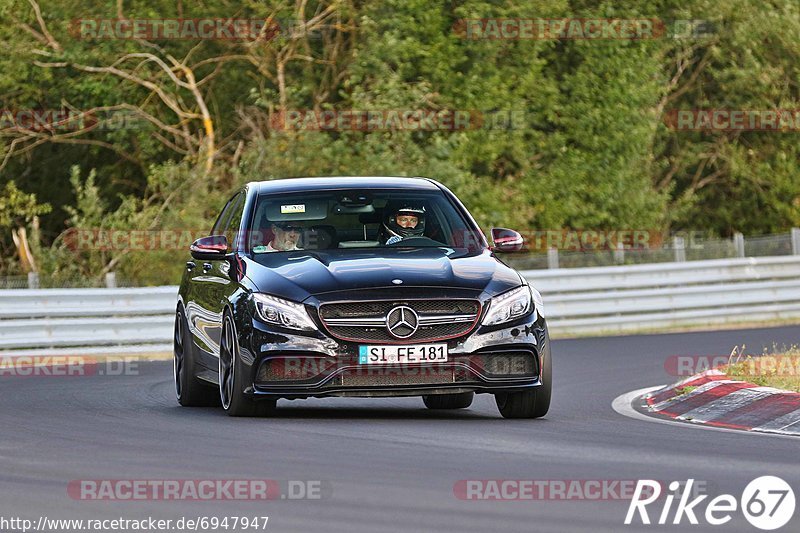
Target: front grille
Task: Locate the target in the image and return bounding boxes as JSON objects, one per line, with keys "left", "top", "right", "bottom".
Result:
{"left": 255, "top": 351, "right": 536, "bottom": 388}
{"left": 338, "top": 366, "right": 455, "bottom": 387}
{"left": 318, "top": 299, "right": 480, "bottom": 343}
{"left": 256, "top": 357, "right": 457, "bottom": 387}
{"left": 321, "top": 300, "right": 479, "bottom": 317}
{"left": 327, "top": 323, "right": 472, "bottom": 342}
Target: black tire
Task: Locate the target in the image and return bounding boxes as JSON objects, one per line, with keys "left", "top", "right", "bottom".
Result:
{"left": 495, "top": 334, "right": 552, "bottom": 419}
{"left": 219, "top": 313, "right": 277, "bottom": 417}
{"left": 174, "top": 307, "right": 220, "bottom": 407}
{"left": 422, "top": 392, "right": 474, "bottom": 409}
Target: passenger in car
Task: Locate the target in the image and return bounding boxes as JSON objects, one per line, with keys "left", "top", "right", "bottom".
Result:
{"left": 263, "top": 222, "right": 303, "bottom": 252}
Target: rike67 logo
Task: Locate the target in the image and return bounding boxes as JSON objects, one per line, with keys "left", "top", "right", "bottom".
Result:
{"left": 626, "top": 477, "right": 795, "bottom": 530}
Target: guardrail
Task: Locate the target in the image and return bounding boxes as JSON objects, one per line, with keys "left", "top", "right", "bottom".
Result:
{"left": 523, "top": 256, "right": 800, "bottom": 334}
{"left": 0, "top": 287, "right": 176, "bottom": 354}
{"left": 1, "top": 256, "right": 799, "bottom": 354}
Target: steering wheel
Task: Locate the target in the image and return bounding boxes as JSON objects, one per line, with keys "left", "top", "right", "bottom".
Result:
{"left": 386, "top": 236, "right": 445, "bottom": 247}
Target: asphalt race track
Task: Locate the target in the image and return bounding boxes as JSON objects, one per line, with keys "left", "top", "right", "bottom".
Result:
{"left": 2, "top": 325, "right": 799, "bottom": 533}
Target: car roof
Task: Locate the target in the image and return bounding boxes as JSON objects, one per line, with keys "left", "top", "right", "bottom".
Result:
{"left": 249, "top": 176, "right": 441, "bottom": 194}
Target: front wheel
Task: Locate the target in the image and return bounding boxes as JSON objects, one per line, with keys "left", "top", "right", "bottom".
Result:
{"left": 495, "top": 389, "right": 548, "bottom": 419}
{"left": 495, "top": 335, "right": 552, "bottom": 419}
{"left": 219, "top": 313, "right": 277, "bottom": 417}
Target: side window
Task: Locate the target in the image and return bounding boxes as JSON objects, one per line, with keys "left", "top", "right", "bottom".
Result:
{"left": 211, "top": 195, "right": 237, "bottom": 236}
{"left": 223, "top": 192, "right": 246, "bottom": 250}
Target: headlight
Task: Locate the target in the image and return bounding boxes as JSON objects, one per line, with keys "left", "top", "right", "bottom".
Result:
{"left": 482, "top": 285, "right": 535, "bottom": 326}
{"left": 253, "top": 293, "right": 317, "bottom": 331}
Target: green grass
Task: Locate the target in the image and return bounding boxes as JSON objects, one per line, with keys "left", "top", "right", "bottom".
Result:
{"left": 724, "top": 345, "right": 800, "bottom": 392}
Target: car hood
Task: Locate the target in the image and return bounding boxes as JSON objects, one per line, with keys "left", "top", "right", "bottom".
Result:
{"left": 244, "top": 248, "right": 522, "bottom": 302}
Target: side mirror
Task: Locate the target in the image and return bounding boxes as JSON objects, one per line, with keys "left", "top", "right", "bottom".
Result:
{"left": 491, "top": 228, "right": 524, "bottom": 253}
{"left": 190, "top": 235, "right": 228, "bottom": 260}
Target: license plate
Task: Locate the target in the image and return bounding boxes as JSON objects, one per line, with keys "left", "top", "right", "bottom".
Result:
{"left": 358, "top": 344, "right": 448, "bottom": 364}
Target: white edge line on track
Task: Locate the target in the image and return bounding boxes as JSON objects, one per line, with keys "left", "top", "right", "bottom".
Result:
{"left": 611, "top": 386, "right": 800, "bottom": 441}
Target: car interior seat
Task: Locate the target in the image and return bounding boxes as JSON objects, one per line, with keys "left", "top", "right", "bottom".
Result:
{"left": 303, "top": 225, "right": 338, "bottom": 250}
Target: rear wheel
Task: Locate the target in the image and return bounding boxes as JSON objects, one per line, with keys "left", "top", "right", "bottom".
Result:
{"left": 422, "top": 392, "right": 474, "bottom": 410}
{"left": 219, "top": 313, "right": 277, "bottom": 417}
{"left": 174, "top": 307, "right": 219, "bottom": 407}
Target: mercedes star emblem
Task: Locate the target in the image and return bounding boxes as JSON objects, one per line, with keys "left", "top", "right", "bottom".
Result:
{"left": 385, "top": 305, "right": 419, "bottom": 339}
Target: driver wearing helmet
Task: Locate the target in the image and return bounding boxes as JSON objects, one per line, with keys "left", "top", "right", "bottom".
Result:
{"left": 382, "top": 204, "right": 426, "bottom": 245}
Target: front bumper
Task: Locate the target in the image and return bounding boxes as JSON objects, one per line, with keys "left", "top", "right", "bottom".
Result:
{"left": 239, "top": 309, "right": 548, "bottom": 399}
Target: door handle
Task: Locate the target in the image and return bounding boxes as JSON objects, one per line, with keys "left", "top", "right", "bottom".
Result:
{"left": 202, "top": 262, "right": 213, "bottom": 272}
{"left": 186, "top": 261, "right": 196, "bottom": 271}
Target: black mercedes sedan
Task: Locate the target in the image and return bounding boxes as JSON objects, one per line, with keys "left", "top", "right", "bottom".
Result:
{"left": 175, "top": 177, "right": 551, "bottom": 418}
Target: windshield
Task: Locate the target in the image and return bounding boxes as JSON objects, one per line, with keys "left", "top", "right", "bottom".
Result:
{"left": 248, "top": 188, "right": 484, "bottom": 253}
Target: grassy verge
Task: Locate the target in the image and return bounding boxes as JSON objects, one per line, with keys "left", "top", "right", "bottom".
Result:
{"left": 724, "top": 345, "right": 800, "bottom": 392}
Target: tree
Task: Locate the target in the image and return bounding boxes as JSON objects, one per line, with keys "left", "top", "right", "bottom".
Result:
{"left": 0, "top": 181, "right": 51, "bottom": 273}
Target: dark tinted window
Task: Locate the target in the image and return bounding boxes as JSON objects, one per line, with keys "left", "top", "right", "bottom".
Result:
{"left": 249, "top": 188, "right": 483, "bottom": 252}
{"left": 211, "top": 193, "right": 239, "bottom": 236}
{"left": 223, "top": 192, "right": 246, "bottom": 249}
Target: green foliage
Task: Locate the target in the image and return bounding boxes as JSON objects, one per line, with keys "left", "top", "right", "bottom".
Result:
{"left": 0, "top": 181, "right": 51, "bottom": 228}
{"left": 1, "top": 0, "right": 799, "bottom": 284}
